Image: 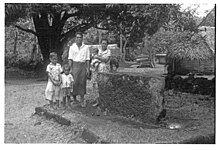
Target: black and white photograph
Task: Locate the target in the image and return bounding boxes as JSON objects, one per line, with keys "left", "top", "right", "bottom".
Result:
{"left": 3, "top": 0, "right": 217, "bottom": 146}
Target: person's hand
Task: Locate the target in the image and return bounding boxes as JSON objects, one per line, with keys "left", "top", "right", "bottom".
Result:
{"left": 51, "top": 80, "right": 58, "bottom": 86}
{"left": 86, "top": 68, "right": 90, "bottom": 75}
{"left": 93, "top": 56, "right": 98, "bottom": 59}
{"left": 58, "top": 80, "right": 62, "bottom": 86}
{"left": 86, "top": 68, "right": 91, "bottom": 79}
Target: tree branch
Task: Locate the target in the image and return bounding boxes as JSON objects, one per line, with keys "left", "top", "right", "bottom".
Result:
{"left": 62, "top": 11, "right": 82, "bottom": 22}
{"left": 15, "top": 25, "right": 38, "bottom": 36}
{"left": 94, "top": 26, "right": 109, "bottom": 30}
{"left": 60, "top": 22, "right": 94, "bottom": 39}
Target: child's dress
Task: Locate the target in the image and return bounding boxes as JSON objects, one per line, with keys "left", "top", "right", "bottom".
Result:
{"left": 97, "top": 49, "right": 111, "bottom": 73}
{"left": 60, "top": 73, "right": 74, "bottom": 98}
{"left": 90, "top": 54, "right": 101, "bottom": 72}
{"left": 45, "top": 63, "right": 62, "bottom": 102}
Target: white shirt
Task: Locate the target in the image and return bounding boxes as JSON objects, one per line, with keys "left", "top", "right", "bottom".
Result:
{"left": 61, "top": 74, "right": 74, "bottom": 88}
{"left": 68, "top": 43, "right": 90, "bottom": 62}
{"left": 46, "top": 63, "right": 62, "bottom": 81}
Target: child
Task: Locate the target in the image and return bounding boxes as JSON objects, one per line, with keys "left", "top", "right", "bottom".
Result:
{"left": 45, "top": 52, "right": 62, "bottom": 110}
{"left": 60, "top": 64, "right": 74, "bottom": 109}
{"left": 90, "top": 48, "right": 101, "bottom": 107}
{"left": 90, "top": 48, "right": 101, "bottom": 72}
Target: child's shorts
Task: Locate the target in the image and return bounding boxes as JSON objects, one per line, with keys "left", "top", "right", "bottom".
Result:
{"left": 45, "top": 81, "right": 60, "bottom": 102}
{"left": 60, "top": 87, "right": 72, "bottom": 98}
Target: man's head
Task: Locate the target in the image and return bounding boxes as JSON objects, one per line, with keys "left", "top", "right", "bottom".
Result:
{"left": 101, "top": 38, "right": 108, "bottom": 51}
{"left": 75, "top": 32, "right": 83, "bottom": 45}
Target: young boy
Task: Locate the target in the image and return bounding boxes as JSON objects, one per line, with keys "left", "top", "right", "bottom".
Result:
{"left": 45, "top": 52, "right": 62, "bottom": 110}
{"left": 60, "top": 64, "right": 74, "bottom": 109}
{"left": 90, "top": 48, "right": 101, "bottom": 72}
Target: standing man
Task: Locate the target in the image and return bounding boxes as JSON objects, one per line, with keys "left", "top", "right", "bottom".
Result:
{"left": 68, "top": 32, "right": 90, "bottom": 107}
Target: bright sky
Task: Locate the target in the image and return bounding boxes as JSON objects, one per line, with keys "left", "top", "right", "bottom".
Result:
{"left": 181, "top": 3, "right": 215, "bottom": 17}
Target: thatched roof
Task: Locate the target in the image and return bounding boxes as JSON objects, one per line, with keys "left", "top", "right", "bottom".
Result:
{"left": 167, "top": 32, "right": 214, "bottom": 61}
{"left": 198, "top": 7, "right": 215, "bottom": 53}
{"left": 199, "top": 7, "right": 215, "bottom": 27}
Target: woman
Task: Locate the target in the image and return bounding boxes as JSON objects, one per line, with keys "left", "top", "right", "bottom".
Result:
{"left": 91, "top": 38, "right": 111, "bottom": 106}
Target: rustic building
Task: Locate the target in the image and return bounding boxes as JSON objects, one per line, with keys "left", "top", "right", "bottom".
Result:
{"left": 167, "top": 7, "right": 215, "bottom": 75}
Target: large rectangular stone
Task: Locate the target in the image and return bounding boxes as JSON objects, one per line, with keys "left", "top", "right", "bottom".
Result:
{"left": 97, "top": 72, "right": 165, "bottom": 123}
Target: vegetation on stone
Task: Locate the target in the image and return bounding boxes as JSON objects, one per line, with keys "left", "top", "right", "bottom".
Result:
{"left": 97, "top": 72, "right": 165, "bottom": 122}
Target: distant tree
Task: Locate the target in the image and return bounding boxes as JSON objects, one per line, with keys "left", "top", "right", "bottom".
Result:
{"left": 143, "top": 4, "right": 202, "bottom": 67}
{"left": 98, "top": 4, "right": 181, "bottom": 61}
{"left": 5, "top": 18, "right": 39, "bottom": 68}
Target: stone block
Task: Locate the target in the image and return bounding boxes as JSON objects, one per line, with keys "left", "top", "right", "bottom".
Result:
{"left": 97, "top": 72, "right": 165, "bottom": 123}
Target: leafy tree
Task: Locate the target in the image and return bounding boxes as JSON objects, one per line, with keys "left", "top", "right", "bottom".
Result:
{"left": 5, "top": 3, "right": 120, "bottom": 72}
{"left": 5, "top": 18, "right": 40, "bottom": 68}
{"left": 5, "top": 3, "right": 193, "bottom": 68}
{"left": 97, "top": 4, "right": 181, "bottom": 61}
{"left": 162, "top": 4, "right": 200, "bottom": 32}
{"left": 142, "top": 4, "right": 202, "bottom": 67}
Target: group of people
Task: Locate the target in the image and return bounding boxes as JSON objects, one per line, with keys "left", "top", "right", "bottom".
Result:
{"left": 45, "top": 32, "right": 111, "bottom": 109}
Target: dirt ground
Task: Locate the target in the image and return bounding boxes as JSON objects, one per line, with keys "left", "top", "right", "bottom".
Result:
{"left": 4, "top": 66, "right": 215, "bottom": 143}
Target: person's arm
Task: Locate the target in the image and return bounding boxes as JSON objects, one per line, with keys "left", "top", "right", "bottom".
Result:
{"left": 68, "top": 59, "right": 73, "bottom": 73}
{"left": 68, "top": 45, "right": 73, "bottom": 73}
{"left": 59, "top": 65, "right": 63, "bottom": 85}
{"left": 94, "top": 50, "right": 111, "bottom": 63}
{"left": 94, "top": 55, "right": 110, "bottom": 63}
{"left": 46, "top": 65, "right": 56, "bottom": 85}
{"left": 86, "top": 46, "right": 91, "bottom": 73}
{"left": 58, "top": 73, "right": 62, "bottom": 86}
{"left": 70, "top": 75, "right": 74, "bottom": 92}
{"left": 47, "top": 72, "right": 56, "bottom": 85}
{"left": 86, "top": 60, "right": 90, "bottom": 70}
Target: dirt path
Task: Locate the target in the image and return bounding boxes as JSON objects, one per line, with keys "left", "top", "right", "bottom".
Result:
{"left": 4, "top": 67, "right": 215, "bottom": 143}
{"left": 5, "top": 79, "right": 82, "bottom": 143}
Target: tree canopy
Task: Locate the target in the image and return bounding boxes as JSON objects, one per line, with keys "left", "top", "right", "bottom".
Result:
{"left": 5, "top": 3, "right": 187, "bottom": 66}
{"left": 6, "top": 4, "right": 121, "bottom": 63}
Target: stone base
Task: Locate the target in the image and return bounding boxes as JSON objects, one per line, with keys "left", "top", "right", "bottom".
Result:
{"left": 97, "top": 72, "right": 165, "bottom": 123}
{"left": 35, "top": 107, "right": 71, "bottom": 126}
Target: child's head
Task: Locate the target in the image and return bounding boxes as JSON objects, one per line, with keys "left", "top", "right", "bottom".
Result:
{"left": 63, "top": 64, "right": 71, "bottom": 75}
{"left": 50, "top": 52, "right": 58, "bottom": 65}
{"left": 92, "top": 48, "right": 99, "bottom": 55}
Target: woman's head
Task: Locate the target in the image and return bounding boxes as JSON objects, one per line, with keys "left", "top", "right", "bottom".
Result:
{"left": 75, "top": 32, "right": 83, "bottom": 45}
{"left": 50, "top": 52, "right": 58, "bottom": 65}
{"left": 101, "top": 38, "right": 108, "bottom": 51}
{"left": 63, "top": 64, "right": 71, "bottom": 75}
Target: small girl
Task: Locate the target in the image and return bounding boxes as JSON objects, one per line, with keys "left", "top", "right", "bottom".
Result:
{"left": 45, "top": 52, "right": 62, "bottom": 109}
{"left": 90, "top": 48, "right": 101, "bottom": 72}
{"left": 60, "top": 64, "right": 74, "bottom": 109}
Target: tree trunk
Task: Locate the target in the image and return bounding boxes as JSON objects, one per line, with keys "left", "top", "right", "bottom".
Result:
{"left": 98, "top": 30, "right": 102, "bottom": 44}
{"left": 149, "top": 48, "right": 155, "bottom": 68}
{"left": 123, "top": 38, "right": 128, "bottom": 61}
{"left": 145, "top": 36, "right": 155, "bottom": 68}
{"left": 13, "top": 29, "right": 18, "bottom": 55}
{"left": 32, "top": 12, "right": 64, "bottom": 75}
{"left": 120, "top": 34, "right": 123, "bottom": 60}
